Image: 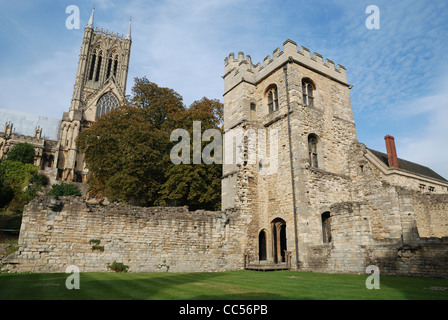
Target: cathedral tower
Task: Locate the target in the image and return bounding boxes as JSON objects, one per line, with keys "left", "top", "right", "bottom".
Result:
{"left": 56, "top": 9, "right": 132, "bottom": 182}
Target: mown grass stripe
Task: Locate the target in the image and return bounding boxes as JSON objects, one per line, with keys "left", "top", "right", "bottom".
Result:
{"left": 0, "top": 270, "right": 447, "bottom": 300}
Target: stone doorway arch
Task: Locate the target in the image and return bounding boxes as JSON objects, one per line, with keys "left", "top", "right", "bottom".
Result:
{"left": 271, "top": 218, "right": 287, "bottom": 264}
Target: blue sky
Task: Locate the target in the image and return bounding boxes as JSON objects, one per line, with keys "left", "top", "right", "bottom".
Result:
{"left": 0, "top": 0, "right": 447, "bottom": 178}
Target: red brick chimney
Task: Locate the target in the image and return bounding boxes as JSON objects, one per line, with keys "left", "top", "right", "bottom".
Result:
{"left": 384, "top": 135, "right": 399, "bottom": 168}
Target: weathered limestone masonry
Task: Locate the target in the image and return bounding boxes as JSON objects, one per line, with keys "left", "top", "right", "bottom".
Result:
{"left": 6, "top": 196, "right": 247, "bottom": 273}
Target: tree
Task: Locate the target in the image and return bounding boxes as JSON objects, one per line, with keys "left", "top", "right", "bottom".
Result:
{"left": 78, "top": 77, "right": 186, "bottom": 205}
{"left": 77, "top": 78, "right": 223, "bottom": 210}
{"left": 6, "top": 143, "right": 36, "bottom": 164}
{"left": 158, "top": 97, "right": 223, "bottom": 211}
{"left": 0, "top": 160, "right": 39, "bottom": 212}
{"left": 0, "top": 176, "right": 14, "bottom": 208}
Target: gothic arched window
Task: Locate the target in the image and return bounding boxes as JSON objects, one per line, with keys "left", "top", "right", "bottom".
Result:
{"left": 106, "top": 52, "right": 119, "bottom": 79}
{"left": 96, "top": 92, "right": 119, "bottom": 118}
{"left": 266, "top": 85, "right": 279, "bottom": 113}
{"left": 302, "top": 78, "right": 315, "bottom": 107}
{"left": 95, "top": 50, "right": 103, "bottom": 82}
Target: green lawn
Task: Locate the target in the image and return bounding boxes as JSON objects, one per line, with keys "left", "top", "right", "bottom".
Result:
{"left": 0, "top": 270, "right": 447, "bottom": 300}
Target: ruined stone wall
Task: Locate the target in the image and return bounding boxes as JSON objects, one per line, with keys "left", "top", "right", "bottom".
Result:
{"left": 300, "top": 182, "right": 448, "bottom": 278}
{"left": 7, "top": 196, "right": 247, "bottom": 273}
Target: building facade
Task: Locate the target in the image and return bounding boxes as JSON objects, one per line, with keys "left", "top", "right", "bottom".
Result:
{"left": 222, "top": 40, "right": 448, "bottom": 273}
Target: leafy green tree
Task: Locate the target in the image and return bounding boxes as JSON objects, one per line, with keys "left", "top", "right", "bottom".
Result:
{"left": 0, "top": 160, "right": 39, "bottom": 212}
{"left": 77, "top": 78, "right": 223, "bottom": 210}
{"left": 0, "top": 160, "right": 38, "bottom": 193}
{"left": 158, "top": 97, "right": 223, "bottom": 211}
{"left": 7, "top": 143, "right": 36, "bottom": 164}
{"left": 78, "top": 77, "right": 186, "bottom": 205}
{"left": 0, "top": 176, "right": 14, "bottom": 208}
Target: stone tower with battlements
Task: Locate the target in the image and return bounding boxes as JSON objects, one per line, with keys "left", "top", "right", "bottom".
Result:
{"left": 222, "top": 40, "right": 448, "bottom": 273}
{"left": 56, "top": 9, "right": 132, "bottom": 182}
{"left": 222, "top": 40, "right": 357, "bottom": 268}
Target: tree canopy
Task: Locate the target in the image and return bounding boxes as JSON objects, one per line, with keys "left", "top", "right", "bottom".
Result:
{"left": 77, "top": 77, "right": 223, "bottom": 210}
{"left": 6, "top": 143, "right": 35, "bottom": 164}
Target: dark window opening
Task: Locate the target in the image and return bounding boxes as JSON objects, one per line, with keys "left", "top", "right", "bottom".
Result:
{"left": 106, "top": 58, "right": 112, "bottom": 79}
{"left": 258, "top": 230, "right": 267, "bottom": 261}
{"left": 113, "top": 57, "right": 118, "bottom": 77}
{"left": 88, "top": 54, "right": 96, "bottom": 80}
{"left": 95, "top": 53, "right": 102, "bottom": 82}
{"left": 322, "top": 212, "right": 332, "bottom": 243}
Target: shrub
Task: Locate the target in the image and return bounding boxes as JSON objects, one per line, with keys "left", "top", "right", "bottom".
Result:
{"left": 48, "top": 183, "right": 82, "bottom": 197}
{"left": 89, "top": 239, "right": 104, "bottom": 252}
{"left": 107, "top": 261, "right": 129, "bottom": 273}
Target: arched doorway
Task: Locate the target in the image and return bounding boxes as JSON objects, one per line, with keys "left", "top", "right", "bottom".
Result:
{"left": 258, "top": 230, "right": 267, "bottom": 261}
{"left": 272, "top": 218, "right": 287, "bottom": 264}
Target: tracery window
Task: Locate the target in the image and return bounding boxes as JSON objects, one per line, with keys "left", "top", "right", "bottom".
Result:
{"left": 302, "top": 78, "right": 315, "bottom": 107}
{"left": 106, "top": 52, "right": 119, "bottom": 79}
{"left": 96, "top": 92, "right": 119, "bottom": 118}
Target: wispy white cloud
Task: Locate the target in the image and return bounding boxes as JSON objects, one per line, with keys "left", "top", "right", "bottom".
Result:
{"left": 390, "top": 75, "right": 448, "bottom": 179}
{"left": 0, "top": 46, "right": 79, "bottom": 118}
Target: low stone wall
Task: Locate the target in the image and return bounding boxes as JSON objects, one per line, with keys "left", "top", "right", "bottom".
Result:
{"left": 300, "top": 191, "right": 448, "bottom": 278}
{"left": 6, "top": 196, "right": 246, "bottom": 273}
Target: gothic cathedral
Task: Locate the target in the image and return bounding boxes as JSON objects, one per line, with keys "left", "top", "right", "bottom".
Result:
{"left": 58, "top": 9, "right": 132, "bottom": 182}
{"left": 0, "top": 9, "right": 132, "bottom": 184}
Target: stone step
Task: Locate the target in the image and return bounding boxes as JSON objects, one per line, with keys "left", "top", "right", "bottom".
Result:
{"left": 245, "top": 263, "right": 289, "bottom": 271}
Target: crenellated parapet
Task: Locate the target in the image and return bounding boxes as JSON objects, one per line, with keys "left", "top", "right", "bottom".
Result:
{"left": 224, "top": 39, "right": 348, "bottom": 93}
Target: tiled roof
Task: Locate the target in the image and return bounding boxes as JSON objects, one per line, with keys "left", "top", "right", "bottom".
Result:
{"left": 368, "top": 148, "right": 447, "bottom": 182}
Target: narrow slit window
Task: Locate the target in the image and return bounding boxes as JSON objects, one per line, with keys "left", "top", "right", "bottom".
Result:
{"left": 308, "top": 134, "right": 318, "bottom": 168}
{"left": 88, "top": 53, "right": 96, "bottom": 80}
{"left": 106, "top": 57, "right": 113, "bottom": 79}
{"left": 113, "top": 56, "right": 119, "bottom": 77}
{"left": 95, "top": 51, "right": 103, "bottom": 82}
{"left": 321, "top": 212, "right": 332, "bottom": 243}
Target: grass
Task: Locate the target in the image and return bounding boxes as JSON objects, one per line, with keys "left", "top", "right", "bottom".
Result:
{"left": 0, "top": 270, "right": 447, "bottom": 300}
